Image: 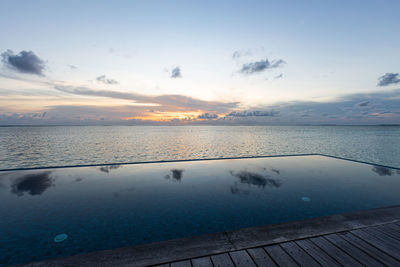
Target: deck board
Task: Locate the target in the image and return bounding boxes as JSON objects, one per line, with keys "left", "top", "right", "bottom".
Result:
{"left": 295, "top": 239, "right": 340, "bottom": 266}
{"left": 373, "top": 224, "right": 400, "bottom": 241}
{"left": 191, "top": 256, "right": 213, "bottom": 267}
{"left": 339, "top": 232, "right": 400, "bottom": 266}
{"left": 229, "top": 250, "right": 257, "bottom": 267}
{"left": 310, "top": 236, "right": 362, "bottom": 266}
{"left": 351, "top": 229, "right": 400, "bottom": 260}
{"left": 210, "top": 253, "right": 235, "bottom": 267}
{"left": 263, "top": 245, "right": 298, "bottom": 267}
{"left": 170, "top": 260, "right": 191, "bottom": 267}
{"left": 362, "top": 226, "right": 400, "bottom": 246}
{"left": 280, "top": 241, "right": 320, "bottom": 266}
{"left": 247, "top": 247, "right": 277, "bottom": 267}
{"left": 324, "top": 233, "right": 383, "bottom": 266}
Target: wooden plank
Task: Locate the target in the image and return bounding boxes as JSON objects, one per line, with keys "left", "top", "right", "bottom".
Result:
{"left": 310, "top": 236, "right": 362, "bottom": 266}
{"left": 372, "top": 224, "right": 400, "bottom": 241}
{"left": 280, "top": 241, "right": 320, "bottom": 267}
{"left": 295, "top": 239, "right": 340, "bottom": 266}
{"left": 385, "top": 223, "right": 400, "bottom": 231}
{"left": 192, "top": 256, "right": 213, "bottom": 267}
{"left": 263, "top": 244, "right": 298, "bottom": 267}
{"left": 324, "top": 233, "right": 382, "bottom": 266}
{"left": 351, "top": 229, "right": 400, "bottom": 260}
{"left": 171, "top": 260, "right": 191, "bottom": 267}
{"left": 361, "top": 227, "right": 400, "bottom": 248}
{"left": 339, "top": 232, "right": 400, "bottom": 266}
{"left": 384, "top": 223, "right": 400, "bottom": 238}
{"left": 247, "top": 247, "right": 277, "bottom": 267}
{"left": 229, "top": 250, "right": 257, "bottom": 267}
{"left": 363, "top": 226, "right": 400, "bottom": 242}
{"left": 211, "top": 253, "right": 235, "bottom": 267}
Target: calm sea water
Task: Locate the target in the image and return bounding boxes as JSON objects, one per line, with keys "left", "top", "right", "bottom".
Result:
{"left": 0, "top": 125, "right": 400, "bottom": 170}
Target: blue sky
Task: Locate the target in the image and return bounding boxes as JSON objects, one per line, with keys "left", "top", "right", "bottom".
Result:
{"left": 0, "top": 0, "right": 399, "bottom": 125}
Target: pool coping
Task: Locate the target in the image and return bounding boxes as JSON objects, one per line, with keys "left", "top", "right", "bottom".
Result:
{"left": 21, "top": 205, "right": 400, "bottom": 267}
{"left": 2, "top": 153, "right": 400, "bottom": 172}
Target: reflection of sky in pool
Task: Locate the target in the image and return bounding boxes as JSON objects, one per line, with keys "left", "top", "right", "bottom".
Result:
{"left": 1, "top": 155, "right": 400, "bottom": 266}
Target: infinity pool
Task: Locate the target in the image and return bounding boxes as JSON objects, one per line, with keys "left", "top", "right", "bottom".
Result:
{"left": 1, "top": 155, "right": 400, "bottom": 266}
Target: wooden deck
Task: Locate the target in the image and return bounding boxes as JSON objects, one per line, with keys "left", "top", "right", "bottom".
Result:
{"left": 24, "top": 206, "right": 400, "bottom": 267}
{"left": 162, "top": 222, "right": 400, "bottom": 267}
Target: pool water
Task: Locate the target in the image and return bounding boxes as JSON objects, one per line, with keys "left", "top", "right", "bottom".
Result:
{"left": 1, "top": 155, "right": 400, "bottom": 266}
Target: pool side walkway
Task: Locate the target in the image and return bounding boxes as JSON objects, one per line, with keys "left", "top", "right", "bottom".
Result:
{"left": 24, "top": 206, "right": 400, "bottom": 267}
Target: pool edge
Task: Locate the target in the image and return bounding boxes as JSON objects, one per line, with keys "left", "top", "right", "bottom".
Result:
{"left": 2, "top": 153, "right": 399, "bottom": 172}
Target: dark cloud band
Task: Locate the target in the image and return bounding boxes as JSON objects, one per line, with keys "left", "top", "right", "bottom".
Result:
{"left": 54, "top": 85, "right": 239, "bottom": 113}
{"left": 198, "top": 113, "right": 218, "bottom": 119}
{"left": 227, "top": 110, "right": 278, "bottom": 117}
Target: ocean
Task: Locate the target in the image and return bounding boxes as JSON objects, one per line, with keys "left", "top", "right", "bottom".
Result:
{"left": 0, "top": 125, "right": 399, "bottom": 170}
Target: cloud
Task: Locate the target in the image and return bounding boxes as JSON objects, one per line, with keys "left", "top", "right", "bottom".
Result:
{"left": 256, "top": 89, "right": 400, "bottom": 125}
{"left": 2, "top": 88, "right": 400, "bottom": 125}
{"left": 171, "top": 67, "right": 182, "bottom": 78}
{"left": 54, "top": 85, "right": 239, "bottom": 113}
{"left": 227, "top": 110, "right": 278, "bottom": 117}
{"left": 1, "top": 50, "right": 46, "bottom": 76}
{"left": 96, "top": 74, "right": 119, "bottom": 85}
{"left": 198, "top": 113, "right": 218, "bottom": 119}
{"left": 2, "top": 71, "right": 400, "bottom": 125}
{"left": 232, "top": 49, "right": 252, "bottom": 59}
{"left": 377, "top": 73, "right": 400, "bottom": 86}
{"left": 240, "top": 58, "right": 285, "bottom": 75}
{"left": 357, "top": 101, "right": 370, "bottom": 107}
{"left": 274, "top": 74, "right": 283, "bottom": 79}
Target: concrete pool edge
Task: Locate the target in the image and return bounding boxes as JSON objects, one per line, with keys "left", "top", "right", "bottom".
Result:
{"left": 2, "top": 153, "right": 400, "bottom": 172}
{"left": 21, "top": 205, "right": 400, "bottom": 267}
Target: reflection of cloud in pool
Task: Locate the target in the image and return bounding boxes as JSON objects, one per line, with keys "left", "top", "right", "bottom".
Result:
{"left": 229, "top": 170, "right": 282, "bottom": 195}
{"left": 165, "top": 169, "right": 184, "bottom": 181}
{"left": 230, "top": 170, "right": 282, "bottom": 188}
{"left": 11, "top": 171, "right": 54, "bottom": 196}
{"left": 99, "top": 165, "right": 121, "bottom": 173}
{"left": 372, "top": 166, "right": 394, "bottom": 176}
{"left": 230, "top": 185, "right": 250, "bottom": 195}
{"left": 113, "top": 186, "right": 135, "bottom": 198}
{"left": 270, "top": 168, "right": 280, "bottom": 175}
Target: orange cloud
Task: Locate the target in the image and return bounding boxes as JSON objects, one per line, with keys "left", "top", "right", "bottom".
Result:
{"left": 123, "top": 110, "right": 205, "bottom": 122}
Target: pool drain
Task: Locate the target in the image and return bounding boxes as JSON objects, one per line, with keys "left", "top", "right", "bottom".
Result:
{"left": 301, "top": 196, "right": 311, "bottom": 202}
{"left": 54, "top": 233, "right": 68, "bottom": 243}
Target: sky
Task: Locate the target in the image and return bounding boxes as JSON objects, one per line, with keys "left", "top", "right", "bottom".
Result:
{"left": 0, "top": 0, "right": 399, "bottom": 125}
